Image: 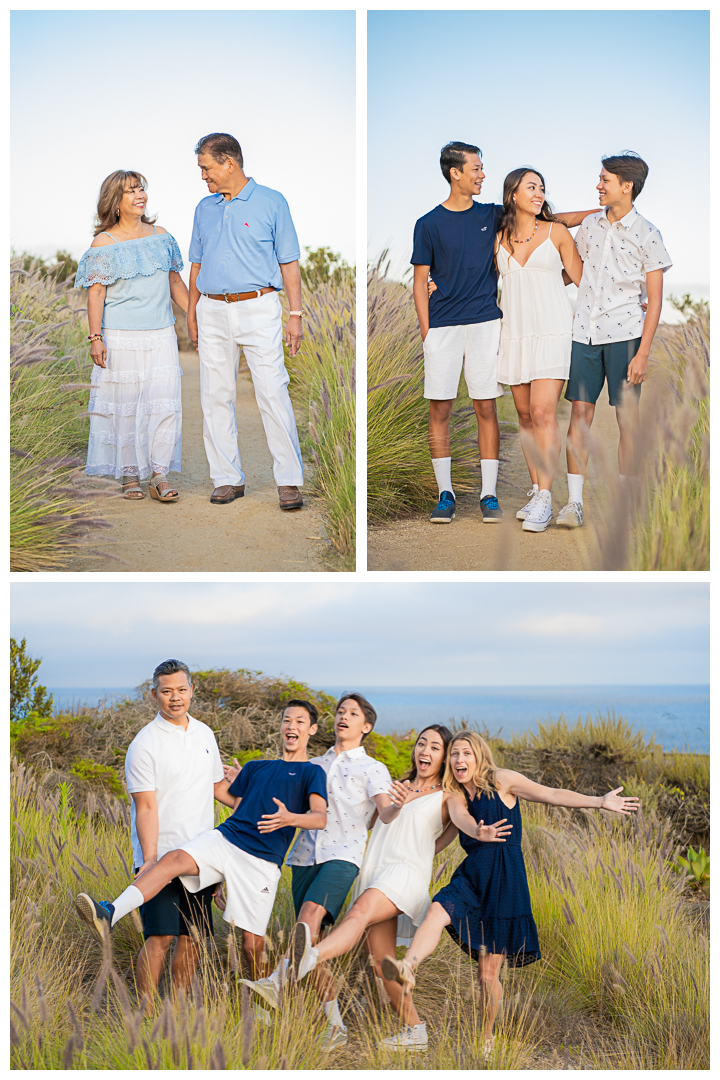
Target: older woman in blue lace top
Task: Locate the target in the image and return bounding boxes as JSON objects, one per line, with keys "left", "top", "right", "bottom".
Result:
{"left": 75, "top": 171, "right": 189, "bottom": 500}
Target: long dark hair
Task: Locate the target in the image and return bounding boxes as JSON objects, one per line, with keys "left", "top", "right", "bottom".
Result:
{"left": 402, "top": 724, "right": 453, "bottom": 784}
{"left": 94, "top": 170, "right": 156, "bottom": 237}
{"left": 498, "top": 167, "right": 557, "bottom": 258}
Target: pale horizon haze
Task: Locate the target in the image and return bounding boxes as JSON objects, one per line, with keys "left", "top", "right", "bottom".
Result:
{"left": 11, "top": 10, "right": 355, "bottom": 275}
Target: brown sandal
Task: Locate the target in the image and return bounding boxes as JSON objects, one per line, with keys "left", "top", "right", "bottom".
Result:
{"left": 148, "top": 475, "right": 179, "bottom": 502}
{"left": 121, "top": 479, "right": 144, "bottom": 500}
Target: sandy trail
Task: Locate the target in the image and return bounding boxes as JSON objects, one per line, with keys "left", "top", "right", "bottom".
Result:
{"left": 68, "top": 351, "right": 329, "bottom": 572}
{"left": 367, "top": 388, "right": 620, "bottom": 572}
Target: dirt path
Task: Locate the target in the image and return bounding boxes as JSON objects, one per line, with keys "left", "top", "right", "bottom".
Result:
{"left": 68, "top": 351, "right": 330, "bottom": 572}
{"left": 368, "top": 389, "right": 620, "bottom": 572}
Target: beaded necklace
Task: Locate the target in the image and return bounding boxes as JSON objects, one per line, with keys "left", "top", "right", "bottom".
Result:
{"left": 407, "top": 781, "right": 441, "bottom": 793}
{"left": 511, "top": 218, "right": 538, "bottom": 244}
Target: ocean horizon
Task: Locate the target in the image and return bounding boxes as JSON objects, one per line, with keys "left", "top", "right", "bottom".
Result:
{"left": 47, "top": 684, "right": 709, "bottom": 753}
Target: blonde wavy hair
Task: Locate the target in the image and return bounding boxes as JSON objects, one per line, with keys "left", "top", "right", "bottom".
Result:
{"left": 442, "top": 731, "right": 500, "bottom": 798}
{"left": 94, "top": 171, "right": 156, "bottom": 236}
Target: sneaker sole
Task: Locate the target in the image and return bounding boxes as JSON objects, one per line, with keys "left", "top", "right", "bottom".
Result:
{"left": 522, "top": 519, "right": 552, "bottom": 533}
{"left": 288, "top": 922, "right": 311, "bottom": 983}
{"left": 515, "top": 510, "right": 529, "bottom": 520}
{"left": 430, "top": 513, "right": 455, "bottom": 523}
{"left": 482, "top": 516, "right": 503, "bottom": 523}
{"left": 381, "top": 955, "right": 415, "bottom": 992}
{"left": 556, "top": 519, "right": 582, "bottom": 529}
{"left": 239, "top": 978, "right": 279, "bottom": 1010}
{"left": 75, "top": 893, "right": 109, "bottom": 943}
{"left": 384, "top": 1042, "right": 428, "bottom": 1053}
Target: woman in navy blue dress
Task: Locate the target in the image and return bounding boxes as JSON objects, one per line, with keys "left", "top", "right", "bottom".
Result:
{"left": 381, "top": 731, "right": 639, "bottom": 1057}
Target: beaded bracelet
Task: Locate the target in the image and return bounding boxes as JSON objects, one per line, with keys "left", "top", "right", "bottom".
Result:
{"left": 88, "top": 333, "right": 103, "bottom": 342}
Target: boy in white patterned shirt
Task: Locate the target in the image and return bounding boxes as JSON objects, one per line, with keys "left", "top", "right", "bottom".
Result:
{"left": 557, "top": 152, "right": 672, "bottom": 528}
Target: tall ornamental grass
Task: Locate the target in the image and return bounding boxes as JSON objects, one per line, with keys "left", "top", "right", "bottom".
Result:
{"left": 367, "top": 261, "right": 519, "bottom": 523}
{"left": 10, "top": 257, "right": 116, "bottom": 570}
{"left": 287, "top": 275, "right": 356, "bottom": 567}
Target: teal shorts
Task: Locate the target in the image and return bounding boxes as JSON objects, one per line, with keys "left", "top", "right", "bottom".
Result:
{"left": 291, "top": 861, "right": 359, "bottom": 927}
{"left": 566, "top": 337, "right": 642, "bottom": 407}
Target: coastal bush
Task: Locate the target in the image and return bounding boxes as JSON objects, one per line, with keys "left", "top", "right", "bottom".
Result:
{"left": 10, "top": 637, "right": 54, "bottom": 722}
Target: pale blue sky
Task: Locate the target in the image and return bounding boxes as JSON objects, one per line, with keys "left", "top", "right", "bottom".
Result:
{"left": 368, "top": 10, "right": 709, "bottom": 297}
{"left": 11, "top": 10, "right": 355, "bottom": 272}
{"left": 11, "top": 583, "right": 709, "bottom": 689}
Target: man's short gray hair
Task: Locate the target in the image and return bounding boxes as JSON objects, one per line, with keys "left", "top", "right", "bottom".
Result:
{"left": 194, "top": 133, "right": 243, "bottom": 169}
{"left": 152, "top": 659, "right": 192, "bottom": 689}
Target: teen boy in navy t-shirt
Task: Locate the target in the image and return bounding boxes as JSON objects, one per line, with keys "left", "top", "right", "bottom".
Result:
{"left": 412, "top": 142, "right": 506, "bottom": 526}
{"left": 75, "top": 701, "right": 327, "bottom": 979}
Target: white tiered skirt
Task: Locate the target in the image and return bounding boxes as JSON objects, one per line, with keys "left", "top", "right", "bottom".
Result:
{"left": 85, "top": 326, "right": 183, "bottom": 480}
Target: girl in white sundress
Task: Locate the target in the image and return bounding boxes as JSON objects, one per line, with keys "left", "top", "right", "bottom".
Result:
{"left": 286, "top": 725, "right": 514, "bottom": 1050}
{"left": 494, "top": 168, "right": 588, "bottom": 532}
{"left": 75, "top": 171, "right": 189, "bottom": 501}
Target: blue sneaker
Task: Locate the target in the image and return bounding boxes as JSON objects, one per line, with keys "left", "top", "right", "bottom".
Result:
{"left": 430, "top": 491, "right": 456, "bottom": 523}
{"left": 480, "top": 495, "right": 504, "bottom": 523}
{"left": 75, "top": 894, "right": 114, "bottom": 942}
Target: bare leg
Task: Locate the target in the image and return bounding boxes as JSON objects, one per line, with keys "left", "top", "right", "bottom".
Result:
{"left": 529, "top": 379, "right": 564, "bottom": 491}
{"left": 242, "top": 930, "right": 267, "bottom": 979}
{"left": 382, "top": 902, "right": 452, "bottom": 1023}
{"left": 137, "top": 934, "right": 173, "bottom": 999}
{"left": 472, "top": 398, "right": 500, "bottom": 459}
{"left": 428, "top": 399, "right": 454, "bottom": 460}
{"left": 366, "top": 919, "right": 421, "bottom": 1027}
{"left": 132, "top": 850, "right": 200, "bottom": 903}
{"left": 615, "top": 401, "right": 640, "bottom": 475}
{"left": 565, "top": 399, "right": 596, "bottom": 476}
{"left": 510, "top": 384, "right": 536, "bottom": 486}
{"left": 314, "top": 889, "right": 401, "bottom": 963}
{"left": 297, "top": 900, "right": 337, "bottom": 1004}
{"left": 477, "top": 953, "right": 505, "bottom": 1043}
{"left": 171, "top": 934, "right": 201, "bottom": 992}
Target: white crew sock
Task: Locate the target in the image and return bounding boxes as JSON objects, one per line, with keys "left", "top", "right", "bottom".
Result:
{"left": 531, "top": 483, "right": 539, "bottom": 493}
{"left": 323, "top": 998, "right": 346, "bottom": 1031}
{"left": 480, "top": 459, "right": 499, "bottom": 499}
{"left": 111, "top": 884, "right": 145, "bottom": 926}
{"left": 567, "top": 473, "right": 584, "bottom": 504}
{"left": 431, "top": 457, "right": 453, "bottom": 498}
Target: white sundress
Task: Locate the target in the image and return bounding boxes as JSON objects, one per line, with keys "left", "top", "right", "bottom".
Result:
{"left": 496, "top": 224, "right": 573, "bottom": 385}
{"left": 75, "top": 230, "right": 184, "bottom": 480}
{"left": 352, "top": 789, "right": 445, "bottom": 945}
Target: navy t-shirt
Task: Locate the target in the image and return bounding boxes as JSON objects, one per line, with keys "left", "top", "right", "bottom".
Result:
{"left": 217, "top": 758, "right": 328, "bottom": 866}
{"left": 411, "top": 201, "right": 503, "bottom": 328}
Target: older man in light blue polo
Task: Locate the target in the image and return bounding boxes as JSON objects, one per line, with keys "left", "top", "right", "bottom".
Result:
{"left": 187, "top": 132, "right": 305, "bottom": 509}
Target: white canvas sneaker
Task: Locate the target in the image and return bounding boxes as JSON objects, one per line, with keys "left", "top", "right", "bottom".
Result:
{"left": 556, "top": 500, "right": 584, "bottom": 528}
{"left": 515, "top": 489, "right": 539, "bottom": 520}
{"left": 522, "top": 490, "right": 552, "bottom": 532}
{"left": 381, "top": 1023, "right": 428, "bottom": 1052}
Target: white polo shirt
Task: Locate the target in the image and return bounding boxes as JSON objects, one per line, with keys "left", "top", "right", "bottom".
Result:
{"left": 573, "top": 207, "right": 672, "bottom": 345}
{"left": 286, "top": 745, "right": 392, "bottom": 870}
{"left": 125, "top": 713, "right": 224, "bottom": 868}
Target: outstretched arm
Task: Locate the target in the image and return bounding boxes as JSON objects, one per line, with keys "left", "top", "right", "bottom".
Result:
{"left": 257, "top": 792, "right": 327, "bottom": 833}
{"left": 499, "top": 769, "right": 640, "bottom": 814}
{"left": 446, "top": 793, "right": 513, "bottom": 842}
{"left": 374, "top": 780, "right": 412, "bottom": 824}
{"left": 555, "top": 208, "right": 598, "bottom": 228}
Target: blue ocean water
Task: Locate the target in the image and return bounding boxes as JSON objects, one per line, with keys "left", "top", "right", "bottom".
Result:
{"left": 50, "top": 684, "right": 709, "bottom": 753}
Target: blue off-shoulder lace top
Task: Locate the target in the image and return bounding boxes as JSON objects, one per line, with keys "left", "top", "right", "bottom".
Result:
{"left": 74, "top": 231, "right": 184, "bottom": 331}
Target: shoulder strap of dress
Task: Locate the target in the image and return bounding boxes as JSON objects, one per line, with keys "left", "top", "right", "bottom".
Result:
{"left": 153, "top": 225, "right": 157, "bottom": 234}
{"left": 99, "top": 231, "right": 118, "bottom": 243}
{"left": 548, "top": 222, "right": 553, "bottom": 239}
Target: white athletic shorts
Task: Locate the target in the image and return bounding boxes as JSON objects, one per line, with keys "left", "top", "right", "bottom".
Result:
{"left": 423, "top": 319, "right": 503, "bottom": 400}
{"left": 179, "top": 828, "right": 281, "bottom": 937}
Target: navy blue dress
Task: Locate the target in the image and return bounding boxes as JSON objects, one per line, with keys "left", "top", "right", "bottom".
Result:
{"left": 433, "top": 788, "right": 541, "bottom": 967}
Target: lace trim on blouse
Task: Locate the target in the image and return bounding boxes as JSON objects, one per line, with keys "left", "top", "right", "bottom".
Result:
{"left": 74, "top": 233, "right": 183, "bottom": 289}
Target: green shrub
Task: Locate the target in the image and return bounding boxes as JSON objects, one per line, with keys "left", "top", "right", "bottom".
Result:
{"left": 364, "top": 731, "right": 416, "bottom": 778}
{"left": 10, "top": 637, "right": 53, "bottom": 722}
{"left": 69, "top": 758, "right": 125, "bottom": 799}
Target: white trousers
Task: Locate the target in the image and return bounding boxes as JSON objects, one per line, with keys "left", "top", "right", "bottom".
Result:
{"left": 196, "top": 292, "right": 304, "bottom": 487}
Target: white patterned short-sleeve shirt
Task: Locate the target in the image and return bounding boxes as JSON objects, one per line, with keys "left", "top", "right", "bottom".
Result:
{"left": 286, "top": 745, "right": 392, "bottom": 869}
{"left": 572, "top": 207, "right": 672, "bottom": 345}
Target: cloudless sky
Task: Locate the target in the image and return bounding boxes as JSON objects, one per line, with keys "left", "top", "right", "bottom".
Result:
{"left": 11, "top": 582, "right": 709, "bottom": 690}
{"left": 11, "top": 10, "right": 355, "bottom": 273}
{"left": 369, "top": 10, "right": 709, "bottom": 297}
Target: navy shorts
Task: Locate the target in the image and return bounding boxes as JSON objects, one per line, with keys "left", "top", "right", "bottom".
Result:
{"left": 291, "top": 861, "right": 359, "bottom": 927}
{"left": 136, "top": 871, "right": 215, "bottom": 940}
{"left": 565, "top": 337, "right": 642, "bottom": 407}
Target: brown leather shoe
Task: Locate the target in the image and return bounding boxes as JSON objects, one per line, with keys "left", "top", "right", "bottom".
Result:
{"left": 278, "top": 486, "right": 303, "bottom": 510}
{"left": 210, "top": 484, "right": 245, "bottom": 504}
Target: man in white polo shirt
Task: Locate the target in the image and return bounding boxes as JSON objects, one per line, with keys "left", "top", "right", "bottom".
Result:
{"left": 242, "top": 692, "right": 400, "bottom": 1048}
{"left": 124, "top": 659, "right": 225, "bottom": 997}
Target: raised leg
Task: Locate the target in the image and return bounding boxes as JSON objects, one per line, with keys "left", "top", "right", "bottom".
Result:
{"left": 366, "top": 918, "right": 421, "bottom": 1026}
{"left": 314, "top": 889, "right": 400, "bottom": 963}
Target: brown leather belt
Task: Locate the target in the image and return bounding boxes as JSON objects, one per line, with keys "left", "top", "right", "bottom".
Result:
{"left": 203, "top": 286, "right": 276, "bottom": 303}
